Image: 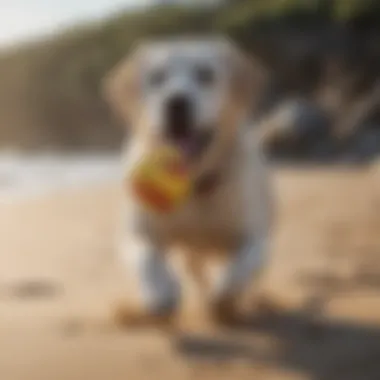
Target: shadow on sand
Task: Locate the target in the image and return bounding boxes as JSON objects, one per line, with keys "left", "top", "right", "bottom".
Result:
{"left": 175, "top": 306, "right": 380, "bottom": 380}
{"left": 175, "top": 267, "right": 380, "bottom": 380}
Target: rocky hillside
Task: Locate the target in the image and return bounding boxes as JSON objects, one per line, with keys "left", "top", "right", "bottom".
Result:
{"left": 0, "top": 0, "right": 378, "bottom": 162}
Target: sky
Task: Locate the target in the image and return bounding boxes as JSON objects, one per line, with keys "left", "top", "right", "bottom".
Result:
{"left": 0, "top": 0, "right": 150, "bottom": 47}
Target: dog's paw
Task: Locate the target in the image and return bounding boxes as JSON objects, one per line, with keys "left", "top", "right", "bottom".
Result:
{"left": 111, "top": 301, "right": 177, "bottom": 330}
{"left": 209, "top": 297, "right": 242, "bottom": 326}
{"left": 248, "top": 293, "right": 289, "bottom": 320}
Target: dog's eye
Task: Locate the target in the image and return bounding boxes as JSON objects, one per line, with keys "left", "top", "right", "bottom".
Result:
{"left": 195, "top": 66, "right": 215, "bottom": 87}
{"left": 149, "top": 68, "right": 166, "bottom": 88}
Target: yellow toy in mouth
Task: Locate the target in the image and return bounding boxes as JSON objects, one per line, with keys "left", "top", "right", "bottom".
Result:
{"left": 130, "top": 145, "right": 192, "bottom": 213}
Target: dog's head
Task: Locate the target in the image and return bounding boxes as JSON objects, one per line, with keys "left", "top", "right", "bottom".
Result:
{"left": 103, "top": 37, "right": 266, "bottom": 167}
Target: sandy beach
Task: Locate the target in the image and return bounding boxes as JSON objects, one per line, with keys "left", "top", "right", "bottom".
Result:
{"left": 1, "top": 164, "right": 380, "bottom": 380}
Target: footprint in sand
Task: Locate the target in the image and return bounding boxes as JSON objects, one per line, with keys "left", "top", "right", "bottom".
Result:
{"left": 5, "top": 278, "right": 63, "bottom": 300}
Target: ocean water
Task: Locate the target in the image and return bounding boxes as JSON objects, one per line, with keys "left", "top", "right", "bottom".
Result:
{"left": 0, "top": 151, "right": 121, "bottom": 203}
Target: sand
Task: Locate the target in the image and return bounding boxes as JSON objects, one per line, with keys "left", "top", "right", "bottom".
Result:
{"left": 1, "top": 166, "right": 380, "bottom": 380}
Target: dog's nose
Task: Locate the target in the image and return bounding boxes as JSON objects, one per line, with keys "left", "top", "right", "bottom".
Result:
{"left": 165, "top": 94, "right": 192, "bottom": 139}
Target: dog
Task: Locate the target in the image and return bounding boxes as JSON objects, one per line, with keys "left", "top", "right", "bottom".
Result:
{"left": 103, "top": 37, "right": 273, "bottom": 326}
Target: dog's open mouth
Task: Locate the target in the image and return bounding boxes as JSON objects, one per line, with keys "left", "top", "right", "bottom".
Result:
{"left": 171, "top": 129, "right": 213, "bottom": 160}
{"left": 165, "top": 110, "right": 213, "bottom": 160}
{"left": 164, "top": 96, "right": 213, "bottom": 160}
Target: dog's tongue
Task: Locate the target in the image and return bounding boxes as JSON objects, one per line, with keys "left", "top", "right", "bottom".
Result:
{"left": 177, "top": 138, "right": 197, "bottom": 159}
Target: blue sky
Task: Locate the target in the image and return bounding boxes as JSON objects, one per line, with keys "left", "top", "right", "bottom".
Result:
{"left": 0, "top": 0, "right": 150, "bottom": 46}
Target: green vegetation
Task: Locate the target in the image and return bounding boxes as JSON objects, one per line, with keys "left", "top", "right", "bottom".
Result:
{"left": 0, "top": 0, "right": 378, "bottom": 150}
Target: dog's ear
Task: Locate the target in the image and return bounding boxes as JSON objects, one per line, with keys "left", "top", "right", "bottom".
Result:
{"left": 101, "top": 44, "right": 145, "bottom": 127}
{"left": 226, "top": 42, "right": 268, "bottom": 116}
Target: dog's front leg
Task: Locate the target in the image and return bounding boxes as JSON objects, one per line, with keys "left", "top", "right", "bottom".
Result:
{"left": 209, "top": 237, "right": 267, "bottom": 323}
{"left": 115, "top": 236, "right": 180, "bottom": 327}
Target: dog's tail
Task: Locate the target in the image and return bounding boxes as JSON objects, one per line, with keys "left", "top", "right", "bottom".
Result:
{"left": 252, "top": 100, "right": 301, "bottom": 147}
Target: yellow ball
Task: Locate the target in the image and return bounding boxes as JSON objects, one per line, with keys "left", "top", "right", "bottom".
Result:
{"left": 130, "top": 145, "right": 191, "bottom": 213}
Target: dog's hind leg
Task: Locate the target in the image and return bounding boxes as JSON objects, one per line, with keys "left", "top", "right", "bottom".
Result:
{"left": 208, "top": 237, "right": 268, "bottom": 323}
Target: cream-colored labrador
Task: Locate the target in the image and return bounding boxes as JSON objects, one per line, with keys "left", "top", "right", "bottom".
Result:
{"left": 103, "top": 37, "right": 273, "bottom": 325}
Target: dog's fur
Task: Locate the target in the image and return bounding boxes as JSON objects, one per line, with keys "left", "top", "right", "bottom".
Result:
{"left": 103, "top": 37, "right": 273, "bottom": 325}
